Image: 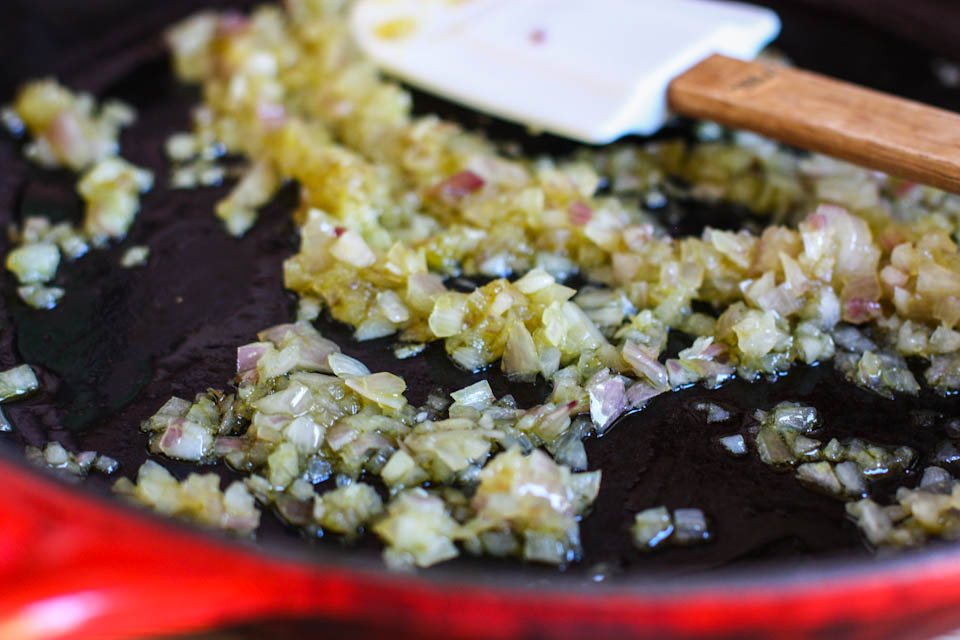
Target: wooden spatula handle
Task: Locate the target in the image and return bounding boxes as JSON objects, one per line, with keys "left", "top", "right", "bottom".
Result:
{"left": 667, "top": 54, "right": 960, "bottom": 194}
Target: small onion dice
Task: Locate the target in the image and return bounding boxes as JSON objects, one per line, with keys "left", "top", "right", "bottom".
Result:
{"left": 0, "top": 364, "right": 40, "bottom": 402}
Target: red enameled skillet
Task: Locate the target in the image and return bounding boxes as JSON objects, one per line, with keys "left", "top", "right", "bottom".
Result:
{"left": 2, "top": 1, "right": 960, "bottom": 638}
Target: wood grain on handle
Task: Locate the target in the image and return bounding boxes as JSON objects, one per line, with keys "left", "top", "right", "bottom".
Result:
{"left": 667, "top": 54, "right": 960, "bottom": 194}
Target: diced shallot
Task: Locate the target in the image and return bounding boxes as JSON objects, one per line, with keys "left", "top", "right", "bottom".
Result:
{"left": 432, "top": 170, "right": 484, "bottom": 203}
{"left": 672, "top": 508, "right": 710, "bottom": 545}
{"left": 622, "top": 340, "right": 668, "bottom": 390}
{"left": 567, "top": 201, "right": 593, "bottom": 225}
{"left": 0, "top": 364, "right": 40, "bottom": 402}
{"left": 587, "top": 369, "right": 626, "bottom": 432}
{"left": 237, "top": 342, "right": 269, "bottom": 383}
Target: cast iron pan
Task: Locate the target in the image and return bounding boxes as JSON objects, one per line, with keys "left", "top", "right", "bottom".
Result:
{"left": 2, "top": 1, "right": 960, "bottom": 638}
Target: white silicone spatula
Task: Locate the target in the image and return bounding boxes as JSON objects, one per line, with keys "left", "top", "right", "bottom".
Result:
{"left": 352, "top": 0, "right": 779, "bottom": 142}
{"left": 351, "top": 0, "right": 960, "bottom": 194}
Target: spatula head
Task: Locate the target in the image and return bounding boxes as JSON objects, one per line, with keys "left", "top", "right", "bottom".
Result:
{"left": 351, "top": 0, "right": 780, "bottom": 144}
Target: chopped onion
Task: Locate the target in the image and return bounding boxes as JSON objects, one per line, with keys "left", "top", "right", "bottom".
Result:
{"left": 842, "top": 297, "right": 882, "bottom": 324}
{"left": 330, "top": 229, "right": 376, "bottom": 268}
{"left": 428, "top": 293, "right": 467, "bottom": 338}
{"left": 539, "top": 347, "right": 562, "bottom": 379}
{"left": 832, "top": 324, "right": 876, "bottom": 352}
{"left": 931, "top": 440, "right": 960, "bottom": 466}
{"left": 1, "top": 106, "right": 24, "bottom": 136}
{"left": 451, "top": 346, "right": 486, "bottom": 372}
{"left": 567, "top": 201, "right": 593, "bottom": 225}
{"left": 464, "top": 447, "right": 584, "bottom": 564}
{"left": 756, "top": 429, "right": 792, "bottom": 465}
{"left": 373, "top": 488, "right": 461, "bottom": 569}
{"left": 43, "top": 441, "right": 70, "bottom": 466}
{"left": 672, "top": 508, "right": 710, "bottom": 545}
{"left": 756, "top": 283, "right": 801, "bottom": 317}
{"left": 79, "top": 157, "right": 153, "bottom": 244}
{"left": 926, "top": 353, "right": 960, "bottom": 392}
{"left": 790, "top": 434, "right": 821, "bottom": 459}
{"left": 236, "top": 342, "right": 269, "bottom": 383}
{"left": 157, "top": 419, "right": 214, "bottom": 461}
{"left": 257, "top": 323, "right": 301, "bottom": 344}
{"left": 17, "top": 284, "right": 65, "bottom": 310}
{"left": 120, "top": 245, "right": 150, "bottom": 268}
{"left": 535, "top": 252, "right": 577, "bottom": 280}
{"left": 303, "top": 457, "right": 333, "bottom": 484}
{"left": 719, "top": 434, "right": 746, "bottom": 456}
{"left": 834, "top": 461, "right": 867, "bottom": 497}
{"left": 142, "top": 396, "right": 191, "bottom": 432}
{"left": 381, "top": 449, "right": 429, "bottom": 488}
{"left": 432, "top": 170, "right": 485, "bottom": 203}
{"left": 214, "top": 436, "right": 246, "bottom": 456}
{"left": 930, "top": 327, "right": 960, "bottom": 354}
{"left": 116, "top": 459, "right": 260, "bottom": 535}
{"left": 846, "top": 499, "right": 893, "bottom": 546}
{"left": 328, "top": 352, "right": 371, "bottom": 377}
{"left": 587, "top": 369, "right": 626, "bottom": 432}
{"left": 502, "top": 321, "right": 540, "bottom": 379}
{"left": 297, "top": 296, "right": 321, "bottom": 322}
{"left": 94, "top": 454, "right": 119, "bottom": 475}
{"left": 768, "top": 402, "right": 819, "bottom": 433}
{"left": 514, "top": 268, "right": 555, "bottom": 295}
{"left": 551, "top": 433, "right": 588, "bottom": 471}
{"left": 450, "top": 381, "right": 495, "bottom": 410}
{"left": 284, "top": 415, "right": 324, "bottom": 453}
{"left": 394, "top": 343, "right": 426, "bottom": 359}
{"left": 732, "top": 309, "right": 779, "bottom": 359}
{"left": 6, "top": 242, "right": 60, "bottom": 284}
{"left": 0, "top": 364, "right": 40, "bottom": 402}
{"left": 919, "top": 466, "right": 953, "bottom": 494}
{"left": 377, "top": 290, "right": 410, "bottom": 323}
{"left": 28, "top": 441, "right": 119, "bottom": 477}
{"left": 267, "top": 441, "right": 300, "bottom": 489}
{"left": 314, "top": 482, "right": 383, "bottom": 535}
{"left": 405, "top": 428, "right": 492, "bottom": 479}
{"left": 345, "top": 372, "right": 407, "bottom": 410}
{"left": 348, "top": 316, "right": 396, "bottom": 341}
{"left": 405, "top": 273, "right": 446, "bottom": 312}
{"left": 622, "top": 340, "right": 668, "bottom": 390}
{"left": 695, "top": 401, "right": 730, "bottom": 423}
{"left": 626, "top": 382, "right": 664, "bottom": 408}
{"left": 631, "top": 506, "right": 673, "bottom": 550}
{"left": 75, "top": 451, "right": 97, "bottom": 470}
{"left": 213, "top": 161, "right": 276, "bottom": 236}
{"left": 165, "top": 132, "right": 197, "bottom": 161}
{"left": 523, "top": 533, "right": 569, "bottom": 564}
{"left": 256, "top": 101, "right": 286, "bottom": 130}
